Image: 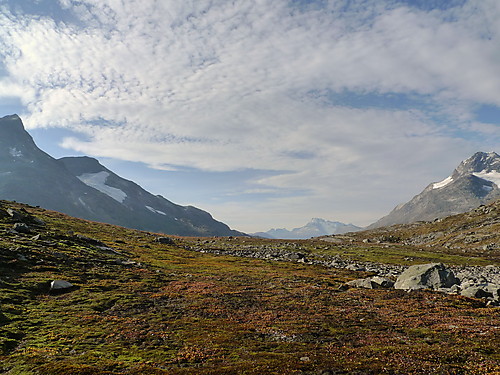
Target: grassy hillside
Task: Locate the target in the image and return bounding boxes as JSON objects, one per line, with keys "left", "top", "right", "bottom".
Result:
{"left": 0, "top": 200, "right": 499, "bottom": 374}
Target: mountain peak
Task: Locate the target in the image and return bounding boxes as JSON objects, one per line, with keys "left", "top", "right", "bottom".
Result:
{"left": 310, "top": 218, "right": 326, "bottom": 223}
{"left": 0, "top": 114, "right": 28, "bottom": 135}
{"left": 370, "top": 151, "right": 500, "bottom": 228}
{"left": 1, "top": 113, "right": 21, "bottom": 121}
{"left": 0, "top": 114, "right": 40, "bottom": 158}
{"left": 455, "top": 151, "right": 500, "bottom": 176}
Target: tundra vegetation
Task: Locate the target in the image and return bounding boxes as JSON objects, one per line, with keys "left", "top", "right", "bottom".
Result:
{"left": 0, "top": 200, "right": 499, "bottom": 374}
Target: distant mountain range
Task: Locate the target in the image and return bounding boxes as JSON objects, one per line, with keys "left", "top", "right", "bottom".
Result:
{"left": 369, "top": 151, "right": 500, "bottom": 228}
{"left": 0, "top": 114, "right": 243, "bottom": 237}
{"left": 255, "top": 218, "right": 362, "bottom": 239}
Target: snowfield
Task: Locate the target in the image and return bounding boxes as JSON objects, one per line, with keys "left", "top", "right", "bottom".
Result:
{"left": 432, "top": 176, "right": 453, "bottom": 189}
{"left": 77, "top": 172, "right": 127, "bottom": 203}
{"left": 473, "top": 170, "right": 500, "bottom": 188}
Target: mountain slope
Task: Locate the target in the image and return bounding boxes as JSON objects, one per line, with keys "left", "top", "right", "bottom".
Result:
{"left": 0, "top": 114, "right": 242, "bottom": 236}
{"left": 258, "top": 218, "right": 362, "bottom": 239}
{"left": 59, "top": 156, "right": 241, "bottom": 236}
{"left": 369, "top": 151, "right": 500, "bottom": 228}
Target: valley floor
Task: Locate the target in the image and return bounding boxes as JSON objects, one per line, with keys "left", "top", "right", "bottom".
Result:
{"left": 0, "top": 201, "right": 499, "bottom": 374}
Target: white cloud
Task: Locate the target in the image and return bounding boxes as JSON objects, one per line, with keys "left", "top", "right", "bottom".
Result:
{"left": 0, "top": 0, "right": 499, "bottom": 230}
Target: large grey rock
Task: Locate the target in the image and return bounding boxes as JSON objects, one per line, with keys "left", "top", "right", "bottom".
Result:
{"left": 394, "top": 263, "right": 459, "bottom": 291}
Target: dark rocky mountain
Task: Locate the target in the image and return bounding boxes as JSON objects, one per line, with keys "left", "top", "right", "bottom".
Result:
{"left": 369, "top": 151, "right": 500, "bottom": 228}
{"left": 256, "top": 218, "right": 362, "bottom": 239}
{"left": 0, "top": 114, "right": 243, "bottom": 236}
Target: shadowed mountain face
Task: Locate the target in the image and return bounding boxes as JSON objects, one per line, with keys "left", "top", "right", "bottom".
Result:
{"left": 370, "top": 151, "right": 500, "bottom": 228}
{"left": 0, "top": 114, "right": 243, "bottom": 237}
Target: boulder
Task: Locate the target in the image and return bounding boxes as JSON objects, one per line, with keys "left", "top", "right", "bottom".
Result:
{"left": 346, "top": 276, "right": 394, "bottom": 289}
{"left": 346, "top": 278, "right": 374, "bottom": 289}
{"left": 461, "top": 285, "right": 494, "bottom": 300}
{"left": 346, "top": 264, "right": 366, "bottom": 272}
{"left": 32, "top": 217, "right": 46, "bottom": 227}
{"left": 50, "top": 280, "right": 74, "bottom": 292}
{"left": 12, "top": 223, "right": 31, "bottom": 234}
{"left": 156, "top": 237, "right": 176, "bottom": 245}
{"left": 7, "top": 209, "right": 26, "bottom": 222}
{"left": 371, "top": 276, "right": 395, "bottom": 288}
{"left": 74, "top": 234, "right": 106, "bottom": 247}
{"left": 394, "top": 263, "right": 459, "bottom": 291}
{"left": 460, "top": 283, "right": 499, "bottom": 301}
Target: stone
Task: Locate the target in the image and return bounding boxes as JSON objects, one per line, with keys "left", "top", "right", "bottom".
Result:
{"left": 460, "top": 285, "right": 494, "bottom": 300}
{"left": 346, "top": 278, "right": 374, "bottom": 289}
{"left": 12, "top": 223, "right": 31, "bottom": 234}
{"left": 460, "top": 282, "right": 500, "bottom": 301}
{"left": 156, "top": 237, "right": 176, "bottom": 245}
{"left": 346, "top": 276, "right": 394, "bottom": 289}
{"left": 450, "top": 284, "right": 461, "bottom": 294}
{"left": 32, "top": 217, "right": 46, "bottom": 226}
{"left": 74, "top": 234, "right": 106, "bottom": 247}
{"left": 346, "top": 264, "right": 366, "bottom": 272}
{"left": 50, "top": 280, "right": 74, "bottom": 292}
{"left": 394, "top": 263, "right": 459, "bottom": 291}
{"left": 288, "top": 252, "right": 305, "bottom": 261}
{"left": 370, "top": 276, "right": 395, "bottom": 288}
{"left": 7, "top": 209, "right": 26, "bottom": 222}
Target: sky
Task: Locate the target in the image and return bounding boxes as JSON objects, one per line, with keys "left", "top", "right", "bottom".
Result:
{"left": 0, "top": 0, "right": 499, "bottom": 233}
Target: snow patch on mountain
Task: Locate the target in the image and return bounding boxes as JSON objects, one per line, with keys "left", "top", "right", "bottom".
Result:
{"left": 77, "top": 171, "right": 127, "bottom": 203}
{"left": 432, "top": 176, "right": 453, "bottom": 189}
{"left": 473, "top": 170, "right": 500, "bottom": 187}
{"left": 146, "top": 205, "right": 167, "bottom": 216}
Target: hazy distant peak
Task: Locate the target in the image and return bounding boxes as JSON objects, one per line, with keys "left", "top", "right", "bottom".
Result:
{"left": 259, "top": 218, "right": 362, "bottom": 239}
